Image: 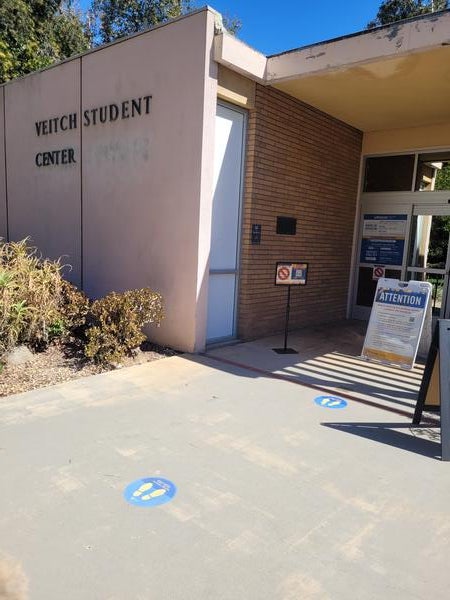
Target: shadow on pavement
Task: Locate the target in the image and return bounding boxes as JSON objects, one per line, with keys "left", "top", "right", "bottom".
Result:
{"left": 322, "top": 422, "right": 441, "bottom": 460}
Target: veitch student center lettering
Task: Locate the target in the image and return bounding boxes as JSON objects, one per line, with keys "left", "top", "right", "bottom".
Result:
{"left": 35, "top": 96, "right": 152, "bottom": 166}
{"left": 1, "top": 7, "right": 450, "bottom": 352}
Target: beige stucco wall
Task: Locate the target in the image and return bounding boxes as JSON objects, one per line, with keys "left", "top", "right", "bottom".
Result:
{"left": 4, "top": 60, "right": 82, "bottom": 285}
{"left": 0, "top": 8, "right": 218, "bottom": 352}
{"left": 81, "top": 10, "right": 217, "bottom": 351}
{"left": 217, "top": 66, "right": 255, "bottom": 109}
{"left": 194, "top": 24, "right": 220, "bottom": 351}
{"left": 363, "top": 122, "right": 450, "bottom": 155}
{"left": 0, "top": 89, "right": 6, "bottom": 240}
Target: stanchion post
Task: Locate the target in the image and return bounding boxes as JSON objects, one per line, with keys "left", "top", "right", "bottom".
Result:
{"left": 413, "top": 322, "right": 440, "bottom": 425}
{"left": 439, "top": 320, "right": 450, "bottom": 461}
{"left": 273, "top": 261, "right": 307, "bottom": 355}
{"left": 283, "top": 285, "right": 291, "bottom": 352}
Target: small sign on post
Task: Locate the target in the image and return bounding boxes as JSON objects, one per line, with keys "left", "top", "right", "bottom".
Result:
{"left": 273, "top": 262, "right": 308, "bottom": 354}
{"left": 275, "top": 262, "right": 308, "bottom": 286}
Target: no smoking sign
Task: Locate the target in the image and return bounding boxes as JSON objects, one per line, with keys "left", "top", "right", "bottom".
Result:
{"left": 275, "top": 262, "right": 308, "bottom": 286}
{"left": 278, "top": 266, "right": 290, "bottom": 281}
{"left": 372, "top": 266, "right": 385, "bottom": 280}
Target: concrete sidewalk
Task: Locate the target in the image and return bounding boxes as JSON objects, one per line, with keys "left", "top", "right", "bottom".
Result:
{"left": 0, "top": 355, "right": 447, "bottom": 600}
{"left": 207, "top": 321, "right": 425, "bottom": 416}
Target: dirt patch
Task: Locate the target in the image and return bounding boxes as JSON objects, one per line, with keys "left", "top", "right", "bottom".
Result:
{"left": 0, "top": 340, "right": 176, "bottom": 398}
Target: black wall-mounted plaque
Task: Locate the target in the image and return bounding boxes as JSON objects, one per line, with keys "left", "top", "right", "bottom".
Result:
{"left": 276, "top": 216, "right": 297, "bottom": 235}
{"left": 251, "top": 224, "right": 262, "bottom": 244}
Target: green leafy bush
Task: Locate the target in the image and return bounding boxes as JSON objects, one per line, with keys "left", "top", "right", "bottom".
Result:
{"left": 84, "top": 289, "right": 164, "bottom": 365}
{"left": 0, "top": 239, "right": 64, "bottom": 352}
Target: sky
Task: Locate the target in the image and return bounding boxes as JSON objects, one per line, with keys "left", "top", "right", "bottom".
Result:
{"left": 79, "top": 0, "right": 384, "bottom": 55}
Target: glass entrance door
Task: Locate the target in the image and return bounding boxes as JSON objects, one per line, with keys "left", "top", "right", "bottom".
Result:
{"left": 352, "top": 208, "right": 410, "bottom": 319}
{"left": 352, "top": 150, "right": 450, "bottom": 320}
{"left": 407, "top": 207, "right": 450, "bottom": 319}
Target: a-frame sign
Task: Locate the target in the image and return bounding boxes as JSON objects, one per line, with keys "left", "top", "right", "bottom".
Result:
{"left": 413, "top": 320, "right": 450, "bottom": 461}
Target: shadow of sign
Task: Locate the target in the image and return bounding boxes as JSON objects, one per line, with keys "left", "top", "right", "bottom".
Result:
{"left": 322, "top": 422, "right": 441, "bottom": 460}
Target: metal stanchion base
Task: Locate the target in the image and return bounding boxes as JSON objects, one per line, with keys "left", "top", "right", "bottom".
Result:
{"left": 272, "top": 348, "right": 298, "bottom": 354}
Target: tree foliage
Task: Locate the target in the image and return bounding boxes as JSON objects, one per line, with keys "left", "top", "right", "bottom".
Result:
{"left": 367, "top": 0, "right": 448, "bottom": 28}
{"left": 0, "top": 0, "right": 242, "bottom": 82}
{"left": 90, "top": 1, "right": 241, "bottom": 45}
{"left": 91, "top": 0, "right": 192, "bottom": 44}
{"left": 0, "top": 0, "right": 90, "bottom": 83}
{"left": 435, "top": 164, "right": 450, "bottom": 192}
{"left": 222, "top": 14, "right": 242, "bottom": 35}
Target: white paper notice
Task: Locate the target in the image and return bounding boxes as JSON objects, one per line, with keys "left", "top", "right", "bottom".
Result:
{"left": 362, "top": 278, "right": 432, "bottom": 369}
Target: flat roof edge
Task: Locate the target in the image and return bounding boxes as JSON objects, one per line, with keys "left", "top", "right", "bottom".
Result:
{"left": 214, "top": 32, "right": 267, "bottom": 84}
{"left": 268, "top": 8, "right": 450, "bottom": 58}
{"left": 266, "top": 9, "right": 450, "bottom": 84}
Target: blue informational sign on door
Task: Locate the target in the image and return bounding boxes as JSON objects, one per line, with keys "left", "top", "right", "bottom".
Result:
{"left": 314, "top": 396, "right": 348, "bottom": 409}
{"left": 360, "top": 214, "right": 407, "bottom": 266}
{"left": 124, "top": 477, "right": 177, "bottom": 507}
{"left": 360, "top": 239, "right": 405, "bottom": 266}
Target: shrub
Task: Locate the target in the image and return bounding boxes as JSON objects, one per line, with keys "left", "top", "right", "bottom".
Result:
{"left": 59, "top": 279, "right": 90, "bottom": 331}
{"left": 0, "top": 239, "right": 64, "bottom": 352}
{"left": 0, "top": 239, "right": 165, "bottom": 366}
{"left": 84, "top": 288, "right": 164, "bottom": 365}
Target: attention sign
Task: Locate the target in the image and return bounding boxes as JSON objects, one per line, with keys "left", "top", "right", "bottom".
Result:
{"left": 275, "top": 262, "right": 308, "bottom": 286}
{"left": 362, "top": 278, "right": 431, "bottom": 369}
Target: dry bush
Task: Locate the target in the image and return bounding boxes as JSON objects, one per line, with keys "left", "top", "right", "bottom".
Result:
{"left": 0, "top": 239, "right": 63, "bottom": 352}
{"left": 59, "top": 279, "right": 89, "bottom": 331}
{"left": 84, "top": 288, "right": 164, "bottom": 365}
{"left": 0, "top": 239, "right": 165, "bottom": 367}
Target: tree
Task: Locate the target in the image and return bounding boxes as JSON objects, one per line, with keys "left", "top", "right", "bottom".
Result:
{"left": 91, "top": 0, "right": 192, "bottom": 44}
{"left": 435, "top": 164, "right": 450, "bottom": 192}
{"left": 0, "top": 0, "right": 91, "bottom": 84}
{"left": 222, "top": 14, "right": 242, "bottom": 35}
{"left": 90, "top": 0, "right": 241, "bottom": 45}
{"left": 367, "top": 0, "right": 448, "bottom": 28}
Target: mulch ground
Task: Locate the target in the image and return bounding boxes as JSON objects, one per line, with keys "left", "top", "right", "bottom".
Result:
{"left": 0, "top": 340, "right": 176, "bottom": 397}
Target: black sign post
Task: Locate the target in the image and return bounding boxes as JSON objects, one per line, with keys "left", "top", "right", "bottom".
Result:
{"left": 273, "top": 262, "right": 308, "bottom": 355}
{"left": 412, "top": 319, "right": 450, "bottom": 461}
{"left": 440, "top": 320, "right": 450, "bottom": 461}
{"left": 273, "top": 285, "right": 297, "bottom": 354}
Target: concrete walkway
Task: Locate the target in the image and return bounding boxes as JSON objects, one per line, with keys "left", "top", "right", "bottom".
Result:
{"left": 207, "top": 321, "right": 425, "bottom": 417}
{"left": 0, "top": 355, "right": 447, "bottom": 600}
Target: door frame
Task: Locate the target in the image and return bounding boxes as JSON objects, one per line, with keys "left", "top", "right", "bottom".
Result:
{"left": 351, "top": 191, "right": 450, "bottom": 320}
{"left": 206, "top": 100, "right": 247, "bottom": 345}
{"left": 407, "top": 203, "right": 450, "bottom": 319}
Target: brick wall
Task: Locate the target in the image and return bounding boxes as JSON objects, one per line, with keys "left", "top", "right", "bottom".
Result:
{"left": 238, "top": 85, "right": 363, "bottom": 340}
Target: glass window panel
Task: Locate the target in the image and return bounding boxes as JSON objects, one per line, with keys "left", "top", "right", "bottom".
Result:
{"left": 364, "top": 155, "right": 415, "bottom": 192}
{"left": 408, "top": 272, "right": 446, "bottom": 317}
{"left": 415, "top": 152, "right": 450, "bottom": 191}
{"left": 408, "top": 215, "right": 450, "bottom": 269}
{"left": 206, "top": 273, "right": 237, "bottom": 341}
{"left": 356, "top": 267, "right": 402, "bottom": 307}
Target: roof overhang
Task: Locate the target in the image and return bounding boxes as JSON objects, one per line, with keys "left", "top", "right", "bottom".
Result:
{"left": 215, "top": 10, "right": 450, "bottom": 132}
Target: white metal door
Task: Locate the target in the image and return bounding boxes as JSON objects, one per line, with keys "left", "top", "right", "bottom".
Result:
{"left": 206, "top": 103, "right": 245, "bottom": 343}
